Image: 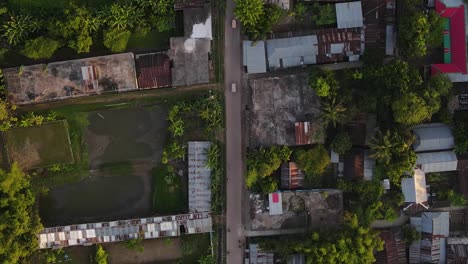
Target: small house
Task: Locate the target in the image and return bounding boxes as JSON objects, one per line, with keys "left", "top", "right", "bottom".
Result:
{"left": 402, "top": 169, "right": 429, "bottom": 215}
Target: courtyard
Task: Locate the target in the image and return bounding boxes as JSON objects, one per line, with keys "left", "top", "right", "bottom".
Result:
{"left": 248, "top": 73, "right": 322, "bottom": 147}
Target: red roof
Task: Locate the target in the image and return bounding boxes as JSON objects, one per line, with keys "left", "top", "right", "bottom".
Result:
{"left": 272, "top": 193, "right": 279, "bottom": 203}
{"left": 135, "top": 53, "right": 172, "bottom": 89}
{"left": 432, "top": 0, "right": 467, "bottom": 75}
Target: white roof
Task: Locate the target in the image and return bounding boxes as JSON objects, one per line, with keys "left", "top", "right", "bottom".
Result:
{"left": 335, "top": 1, "right": 363, "bottom": 29}
{"left": 188, "top": 141, "right": 212, "bottom": 213}
{"left": 413, "top": 123, "right": 454, "bottom": 152}
{"left": 401, "top": 168, "right": 427, "bottom": 204}
{"left": 266, "top": 36, "right": 318, "bottom": 70}
{"left": 385, "top": 25, "right": 395, "bottom": 55}
{"left": 190, "top": 15, "right": 212, "bottom": 39}
{"left": 268, "top": 192, "right": 283, "bottom": 215}
{"left": 243, "top": 41, "right": 267, "bottom": 74}
{"left": 417, "top": 151, "right": 458, "bottom": 173}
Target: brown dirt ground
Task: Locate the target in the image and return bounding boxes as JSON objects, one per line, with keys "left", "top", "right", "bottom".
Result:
{"left": 104, "top": 238, "right": 182, "bottom": 264}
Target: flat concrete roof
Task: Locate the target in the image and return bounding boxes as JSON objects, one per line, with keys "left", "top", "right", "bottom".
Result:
{"left": 4, "top": 53, "right": 137, "bottom": 105}
{"left": 169, "top": 37, "right": 211, "bottom": 86}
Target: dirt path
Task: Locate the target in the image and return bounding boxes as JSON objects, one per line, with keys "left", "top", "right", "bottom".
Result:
{"left": 18, "top": 83, "right": 218, "bottom": 112}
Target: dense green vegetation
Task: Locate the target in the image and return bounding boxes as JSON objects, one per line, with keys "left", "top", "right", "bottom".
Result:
{"left": 0, "top": 0, "right": 176, "bottom": 64}
{"left": 338, "top": 179, "right": 404, "bottom": 226}
{"left": 0, "top": 163, "right": 42, "bottom": 263}
{"left": 398, "top": 0, "right": 444, "bottom": 57}
{"left": 369, "top": 130, "right": 416, "bottom": 185}
{"left": 206, "top": 143, "right": 224, "bottom": 214}
{"left": 246, "top": 146, "right": 292, "bottom": 193}
{"left": 234, "top": 0, "right": 284, "bottom": 40}
{"left": 294, "top": 145, "right": 330, "bottom": 185}
{"left": 261, "top": 214, "right": 383, "bottom": 264}
{"left": 330, "top": 132, "right": 352, "bottom": 155}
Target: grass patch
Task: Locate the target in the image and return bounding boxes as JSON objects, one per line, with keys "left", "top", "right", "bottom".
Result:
{"left": 99, "top": 161, "right": 133, "bottom": 176}
{"left": 32, "top": 112, "right": 90, "bottom": 191}
{"left": 151, "top": 165, "right": 186, "bottom": 214}
{"left": 127, "top": 30, "right": 179, "bottom": 52}
{"left": 180, "top": 233, "right": 211, "bottom": 263}
{"left": 3, "top": 120, "right": 74, "bottom": 169}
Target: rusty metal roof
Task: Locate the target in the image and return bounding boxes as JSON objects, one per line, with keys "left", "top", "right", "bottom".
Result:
{"left": 135, "top": 52, "right": 172, "bottom": 89}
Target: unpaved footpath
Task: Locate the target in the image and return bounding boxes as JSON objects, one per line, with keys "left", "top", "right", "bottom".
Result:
{"left": 18, "top": 83, "right": 218, "bottom": 112}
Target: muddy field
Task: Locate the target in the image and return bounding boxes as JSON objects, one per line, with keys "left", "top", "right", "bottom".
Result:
{"left": 40, "top": 106, "right": 169, "bottom": 226}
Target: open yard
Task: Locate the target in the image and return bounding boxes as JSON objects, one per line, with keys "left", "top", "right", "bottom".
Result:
{"left": 86, "top": 106, "right": 168, "bottom": 168}
{"left": 248, "top": 73, "right": 322, "bottom": 147}
{"left": 39, "top": 105, "right": 173, "bottom": 226}
{"left": 3, "top": 120, "right": 74, "bottom": 169}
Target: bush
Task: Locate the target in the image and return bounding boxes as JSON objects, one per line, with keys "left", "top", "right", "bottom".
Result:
{"left": 125, "top": 237, "right": 144, "bottom": 252}
{"left": 95, "top": 245, "right": 108, "bottom": 264}
{"left": 402, "top": 225, "right": 420, "bottom": 244}
{"left": 103, "top": 28, "right": 131, "bottom": 53}
{"left": 22, "top": 37, "right": 60, "bottom": 60}
{"left": 330, "top": 132, "right": 352, "bottom": 155}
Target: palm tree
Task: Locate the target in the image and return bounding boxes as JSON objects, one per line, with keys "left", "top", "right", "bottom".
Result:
{"left": 368, "top": 130, "right": 394, "bottom": 164}
{"left": 320, "top": 97, "right": 347, "bottom": 128}
{"left": 2, "top": 14, "right": 40, "bottom": 46}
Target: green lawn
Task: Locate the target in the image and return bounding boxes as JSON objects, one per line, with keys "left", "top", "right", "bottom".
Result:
{"left": 3, "top": 120, "right": 74, "bottom": 169}
{"left": 180, "top": 233, "right": 211, "bottom": 263}
{"left": 152, "top": 165, "right": 186, "bottom": 214}
{"left": 31, "top": 112, "right": 90, "bottom": 191}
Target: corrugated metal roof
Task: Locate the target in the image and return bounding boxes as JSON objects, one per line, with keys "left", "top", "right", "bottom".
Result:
{"left": 243, "top": 41, "right": 267, "bottom": 73}
{"left": 422, "top": 212, "right": 450, "bottom": 237}
{"left": 287, "top": 254, "right": 305, "bottom": 264}
{"left": 266, "top": 35, "right": 318, "bottom": 70}
{"left": 188, "top": 141, "right": 212, "bottom": 213}
{"left": 135, "top": 53, "right": 172, "bottom": 89}
{"left": 402, "top": 168, "right": 428, "bottom": 204}
{"left": 268, "top": 192, "right": 283, "bottom": 215}
{"left": 281, "top": 162, "right": 304, "bottom": 189}
{"left": 385, "top": 25, "right": 395, "bottom": 55}
{"left": 39, "top": 213, "right": 212, "bottom": 249}
{"left": 417, "top": 151, "right": 458, "bottom": 173}
{"left": 335, "top": 1, "right": 364, "bottom": 29}
{"left": 413, "top": 123, "right": 455, "bottom": 152}
{"left": 295, "top": 122, "right": 310, "bottom": 145}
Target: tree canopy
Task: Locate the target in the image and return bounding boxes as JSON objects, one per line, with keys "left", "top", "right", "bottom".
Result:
{"left": 0, "top": 163, "right": 42, "bottom": 263}
{"left": 398, "top": 8, "right": 444, "bottom": 57}
{"left": 330, "top": 132, "right": 352, "bottom": 155}
{"left": 262, "top": 214, "right": 384, "bottom": 264}
{"left": 369, "top": 130, "right": 416, "bottom": 185}
{"left": 294, "top": 145, "right": 330, "bottom": 183}
{"left": 309, "top": 68, "right": 339, "bottom": 98}
{"left": 246, "top": 146, "right": 292, "bottom": 193}
{"left": 235, "top": 0, "right": 284, "bottom": 40}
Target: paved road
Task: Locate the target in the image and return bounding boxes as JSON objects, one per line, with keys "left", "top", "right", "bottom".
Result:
{"left": 224, "top": 0, "right": 245, "bottom": 263}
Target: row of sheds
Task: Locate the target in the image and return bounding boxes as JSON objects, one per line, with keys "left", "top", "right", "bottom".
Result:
{"left": 39, "top": 212, "right": 212, "bottom": 249}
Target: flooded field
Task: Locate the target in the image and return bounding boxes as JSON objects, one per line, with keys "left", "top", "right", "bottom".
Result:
{"left": 40, "top": 105, "right": 168, "bottom": 226}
